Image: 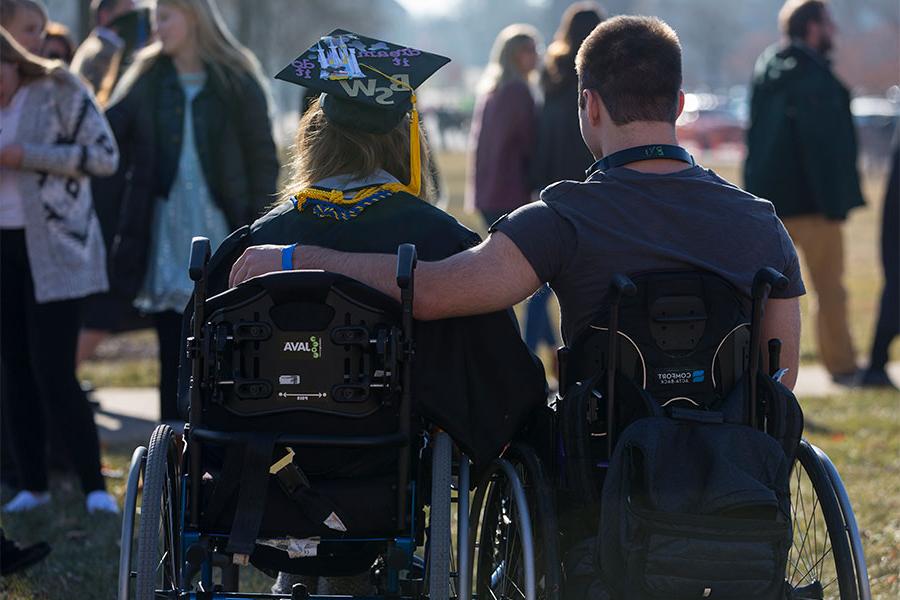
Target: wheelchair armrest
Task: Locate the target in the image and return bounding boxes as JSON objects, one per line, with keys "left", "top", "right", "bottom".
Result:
{"left": 189, "top": 237, "right": 212, "bottom": 282}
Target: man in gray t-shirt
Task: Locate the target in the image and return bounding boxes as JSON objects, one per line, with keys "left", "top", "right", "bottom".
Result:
{"left": 493, "top": 164, "right": 804, "bottom": 343}
{"left": 231, "top": 17, "right": 806, "bottom": 390}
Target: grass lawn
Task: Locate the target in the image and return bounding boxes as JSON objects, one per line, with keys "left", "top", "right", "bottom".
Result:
{"left": 1, "top": 387, "right": 898, "bottom": 598}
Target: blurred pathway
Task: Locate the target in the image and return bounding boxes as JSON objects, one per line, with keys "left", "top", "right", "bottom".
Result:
{"left": 94, "top": 363, "right": 900, "bottom": 446}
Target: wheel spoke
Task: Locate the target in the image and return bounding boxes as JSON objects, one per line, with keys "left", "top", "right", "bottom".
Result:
{"left": 795, "top": 544, "right": 833, "bottom": 589}
{"left": 795, "top": 474, "right": 823, "bottom": 583}
{"left": 156, "top": 550, "right": 169, "bottom": 574}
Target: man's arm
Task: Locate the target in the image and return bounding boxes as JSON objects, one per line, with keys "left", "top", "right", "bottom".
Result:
{"left": 760, "top": 297, "right": 801, "bottom": 390}
{"left": 229, "top": 231, "right": 543, "bottom": 320}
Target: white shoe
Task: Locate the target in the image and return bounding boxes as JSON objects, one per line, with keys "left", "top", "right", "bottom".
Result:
{"left": 3, "top": 490, "right": 51, "bottom": 512}
{"left": 86, "top": 490, "right": 119, "bottom": 514}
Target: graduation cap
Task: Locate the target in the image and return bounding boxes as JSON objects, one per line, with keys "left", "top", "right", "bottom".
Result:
{"left": 276, "top": 30, "right": 450, "bottom": 198}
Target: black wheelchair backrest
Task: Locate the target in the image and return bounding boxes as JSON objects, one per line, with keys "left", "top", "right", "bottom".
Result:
{"left": 564, "top": 270, "right": 753, "bottom": 409}
{"left": 198, "top": 270, "right": 403, "bottom": 422}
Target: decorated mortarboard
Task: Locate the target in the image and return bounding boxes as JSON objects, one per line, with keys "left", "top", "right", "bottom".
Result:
{"left": 275, "top": 30, "right": 450, "bottom": 207}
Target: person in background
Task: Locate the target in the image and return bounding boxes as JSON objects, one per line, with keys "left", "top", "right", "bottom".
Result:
{"left": 75, "top": 1, "right": 154, "bottom": 374}
{"left": 101, "top": 0, "right": 278, "bottom": 423}
{"left": 0, "top": 27, "right": 119, "bottom": 514}
{"left": 860, "top": 130, "right": 899, "bottom": 388}
{"left": 744, "top": 0, "right": 864, "bottom": 385}
{"left": 41, "top": 21, "right": 74, "bottom": 63}
{"left": 465, "top": 24, "right": 541, "bottom": 227}
{"left": 70, "top": 0, "right": 136, "bottom": 106}
{"left": 1, "top": 0, "right": 45, "bottom": 54}
{"left": 527, "top": 2, "right": 605, "bottom": 363}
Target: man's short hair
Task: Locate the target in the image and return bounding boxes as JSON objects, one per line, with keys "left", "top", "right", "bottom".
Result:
{"left": 779, "top": 0, "right": 828, "bottom": 39}
{"left": 575, "top": 15, "right": 682, "bottom": 125}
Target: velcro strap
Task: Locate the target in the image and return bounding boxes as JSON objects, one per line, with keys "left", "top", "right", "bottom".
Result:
{"left": 225, "top": 434, "right": 276, "bottom": 555}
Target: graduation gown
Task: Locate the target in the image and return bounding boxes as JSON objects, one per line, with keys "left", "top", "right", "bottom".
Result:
{"left": 184, "top": 190, "right": 547, "bottom": 470}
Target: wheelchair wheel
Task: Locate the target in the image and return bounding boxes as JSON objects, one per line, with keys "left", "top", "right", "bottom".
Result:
{"left": 787, "top": 439, "right": 858, "bottom": 600}
{"left": 135, "top": 424, "right": 181, "bottom": 600}
{"left": 472, "top": 445, "right": 558, "bottom": 600}
{"left": 428, "top": 431, "right": 453, "bottom": 600}
{"left": 117, "top": 446, "right": 147, "bottom": 600}
{"left": 813, "top": 446, "right": 871, "bottom": 600}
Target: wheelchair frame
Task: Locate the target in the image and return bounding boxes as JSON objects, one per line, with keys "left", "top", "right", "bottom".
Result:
{"left": 555, "top": 268, "right": 872, "bottom": 600}
{"left": 118, "top": 238, "right": 543, "bottom": 600}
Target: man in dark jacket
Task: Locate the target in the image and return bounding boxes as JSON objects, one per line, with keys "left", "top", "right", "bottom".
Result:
{"left": 744, "top": 0, "right": 864, "bottom": 383}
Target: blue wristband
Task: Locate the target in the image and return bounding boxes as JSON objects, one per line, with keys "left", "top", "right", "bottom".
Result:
{"left": 281, "top": 243, "right": 297, "bottom": 271}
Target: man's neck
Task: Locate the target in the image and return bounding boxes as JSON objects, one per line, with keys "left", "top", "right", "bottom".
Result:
{"left": 596, "top": 122, "right": 688, "bottom": 174}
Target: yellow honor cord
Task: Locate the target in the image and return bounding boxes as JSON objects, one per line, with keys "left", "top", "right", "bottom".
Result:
{"left": 360, "top": 63, "right": 421, "bottom": 197}
{"left": 293, "top": 181, "right": 409, "bottom": 213}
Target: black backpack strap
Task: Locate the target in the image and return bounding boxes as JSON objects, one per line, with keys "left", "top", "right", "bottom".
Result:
{"left": 225, "top": 434, "right": 277, "bottom": 555}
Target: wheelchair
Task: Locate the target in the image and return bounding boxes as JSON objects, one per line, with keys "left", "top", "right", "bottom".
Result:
{"left": 555, "top": 268, "right": 870, "bottom": 600}
{"left": 117, "top": 238, "right": 556, "bottom": 600}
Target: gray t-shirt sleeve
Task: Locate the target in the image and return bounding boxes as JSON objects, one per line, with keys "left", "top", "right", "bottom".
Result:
{"left": 772, "top": 213, "right": 806, "bottom": 298}
{"left": 490, "top": 199, "right": 577, "bottom": 285}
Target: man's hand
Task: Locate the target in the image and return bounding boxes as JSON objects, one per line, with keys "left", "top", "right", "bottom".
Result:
{"left": 229, "top": 244, "right": 292, "bottom": 288}
{"left": 0, "top": 145, "right": 24, "bottom": 169}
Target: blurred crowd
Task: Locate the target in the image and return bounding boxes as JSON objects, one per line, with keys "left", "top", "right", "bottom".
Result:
{"left": 0, "top": 0, "right": 897, "bottom": 578}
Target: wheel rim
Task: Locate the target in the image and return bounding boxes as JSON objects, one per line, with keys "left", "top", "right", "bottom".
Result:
{"left": 787, "top": 442, "right": 856, "bottom": 600}
{"left": 479, "top": 478, "right": 526, "bottom": 600}
{"left": 155, "top": 459, "right": 179, "bottom": 592}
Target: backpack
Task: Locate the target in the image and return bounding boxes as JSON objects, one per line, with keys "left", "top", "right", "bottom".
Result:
{"left": 563, "top": 373, "right": 802, "bottom": 600}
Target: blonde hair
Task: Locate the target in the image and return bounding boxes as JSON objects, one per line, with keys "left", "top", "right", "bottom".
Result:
{"left": 281, "top": 98, "right": 434, "bottom": 204}
{"left": 0, "top": 25, "right": 59, "bottom": 83}
{"left": 478, "top": 23, "right": 541, "bottom": 95}
{"left": 0, "top": 0, "right": 48, "bottom": 29}
{"left": 110, "top": 0, "right": 266, "bottom": 103}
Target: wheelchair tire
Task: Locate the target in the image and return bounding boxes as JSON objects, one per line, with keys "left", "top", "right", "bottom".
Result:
{"left": 428, "top": 431, "right": 453, "bottom": 600}
{"left": 814, "top": 446, "right": 871, "bottom": 600}
{"left": 135, "top": 424, "right": 181, "bottom": 600}
{"left": 787, "top": 439, "right": 857, "bottom": 600}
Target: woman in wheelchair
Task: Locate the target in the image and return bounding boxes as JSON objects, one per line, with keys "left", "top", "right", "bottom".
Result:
{"left": 120, "top": 30, "right": 549, "bottom": 600}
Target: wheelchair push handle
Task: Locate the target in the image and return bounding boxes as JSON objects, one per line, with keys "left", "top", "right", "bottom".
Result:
{"left": 396, "top": 243, "right": 417, "bottom": 290}
{"left": 609, "top": 273, "right": 637, "bottom": 304}
{"left": 751, "top": 267, "right": 788, "bottom": 300}
{"left": 189, "top": 236, "right": 211, "bottom": 282}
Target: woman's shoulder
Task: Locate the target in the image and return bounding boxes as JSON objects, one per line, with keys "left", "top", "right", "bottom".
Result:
{"left": 45, "top": 66, "right": 91, "bottom": 96}
{"left": 390, "top": 191, "right": 482, "bottom": 245}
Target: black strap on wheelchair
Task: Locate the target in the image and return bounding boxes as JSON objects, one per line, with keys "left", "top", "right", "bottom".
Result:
{"left": 225, "top": 434, "right": 276, "bottom": 555}
{"left": 270, "top": 456, "right": 344, "bottom": 532}
{"left": 205, "top": 437, "right": 349, "bottom": 557}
